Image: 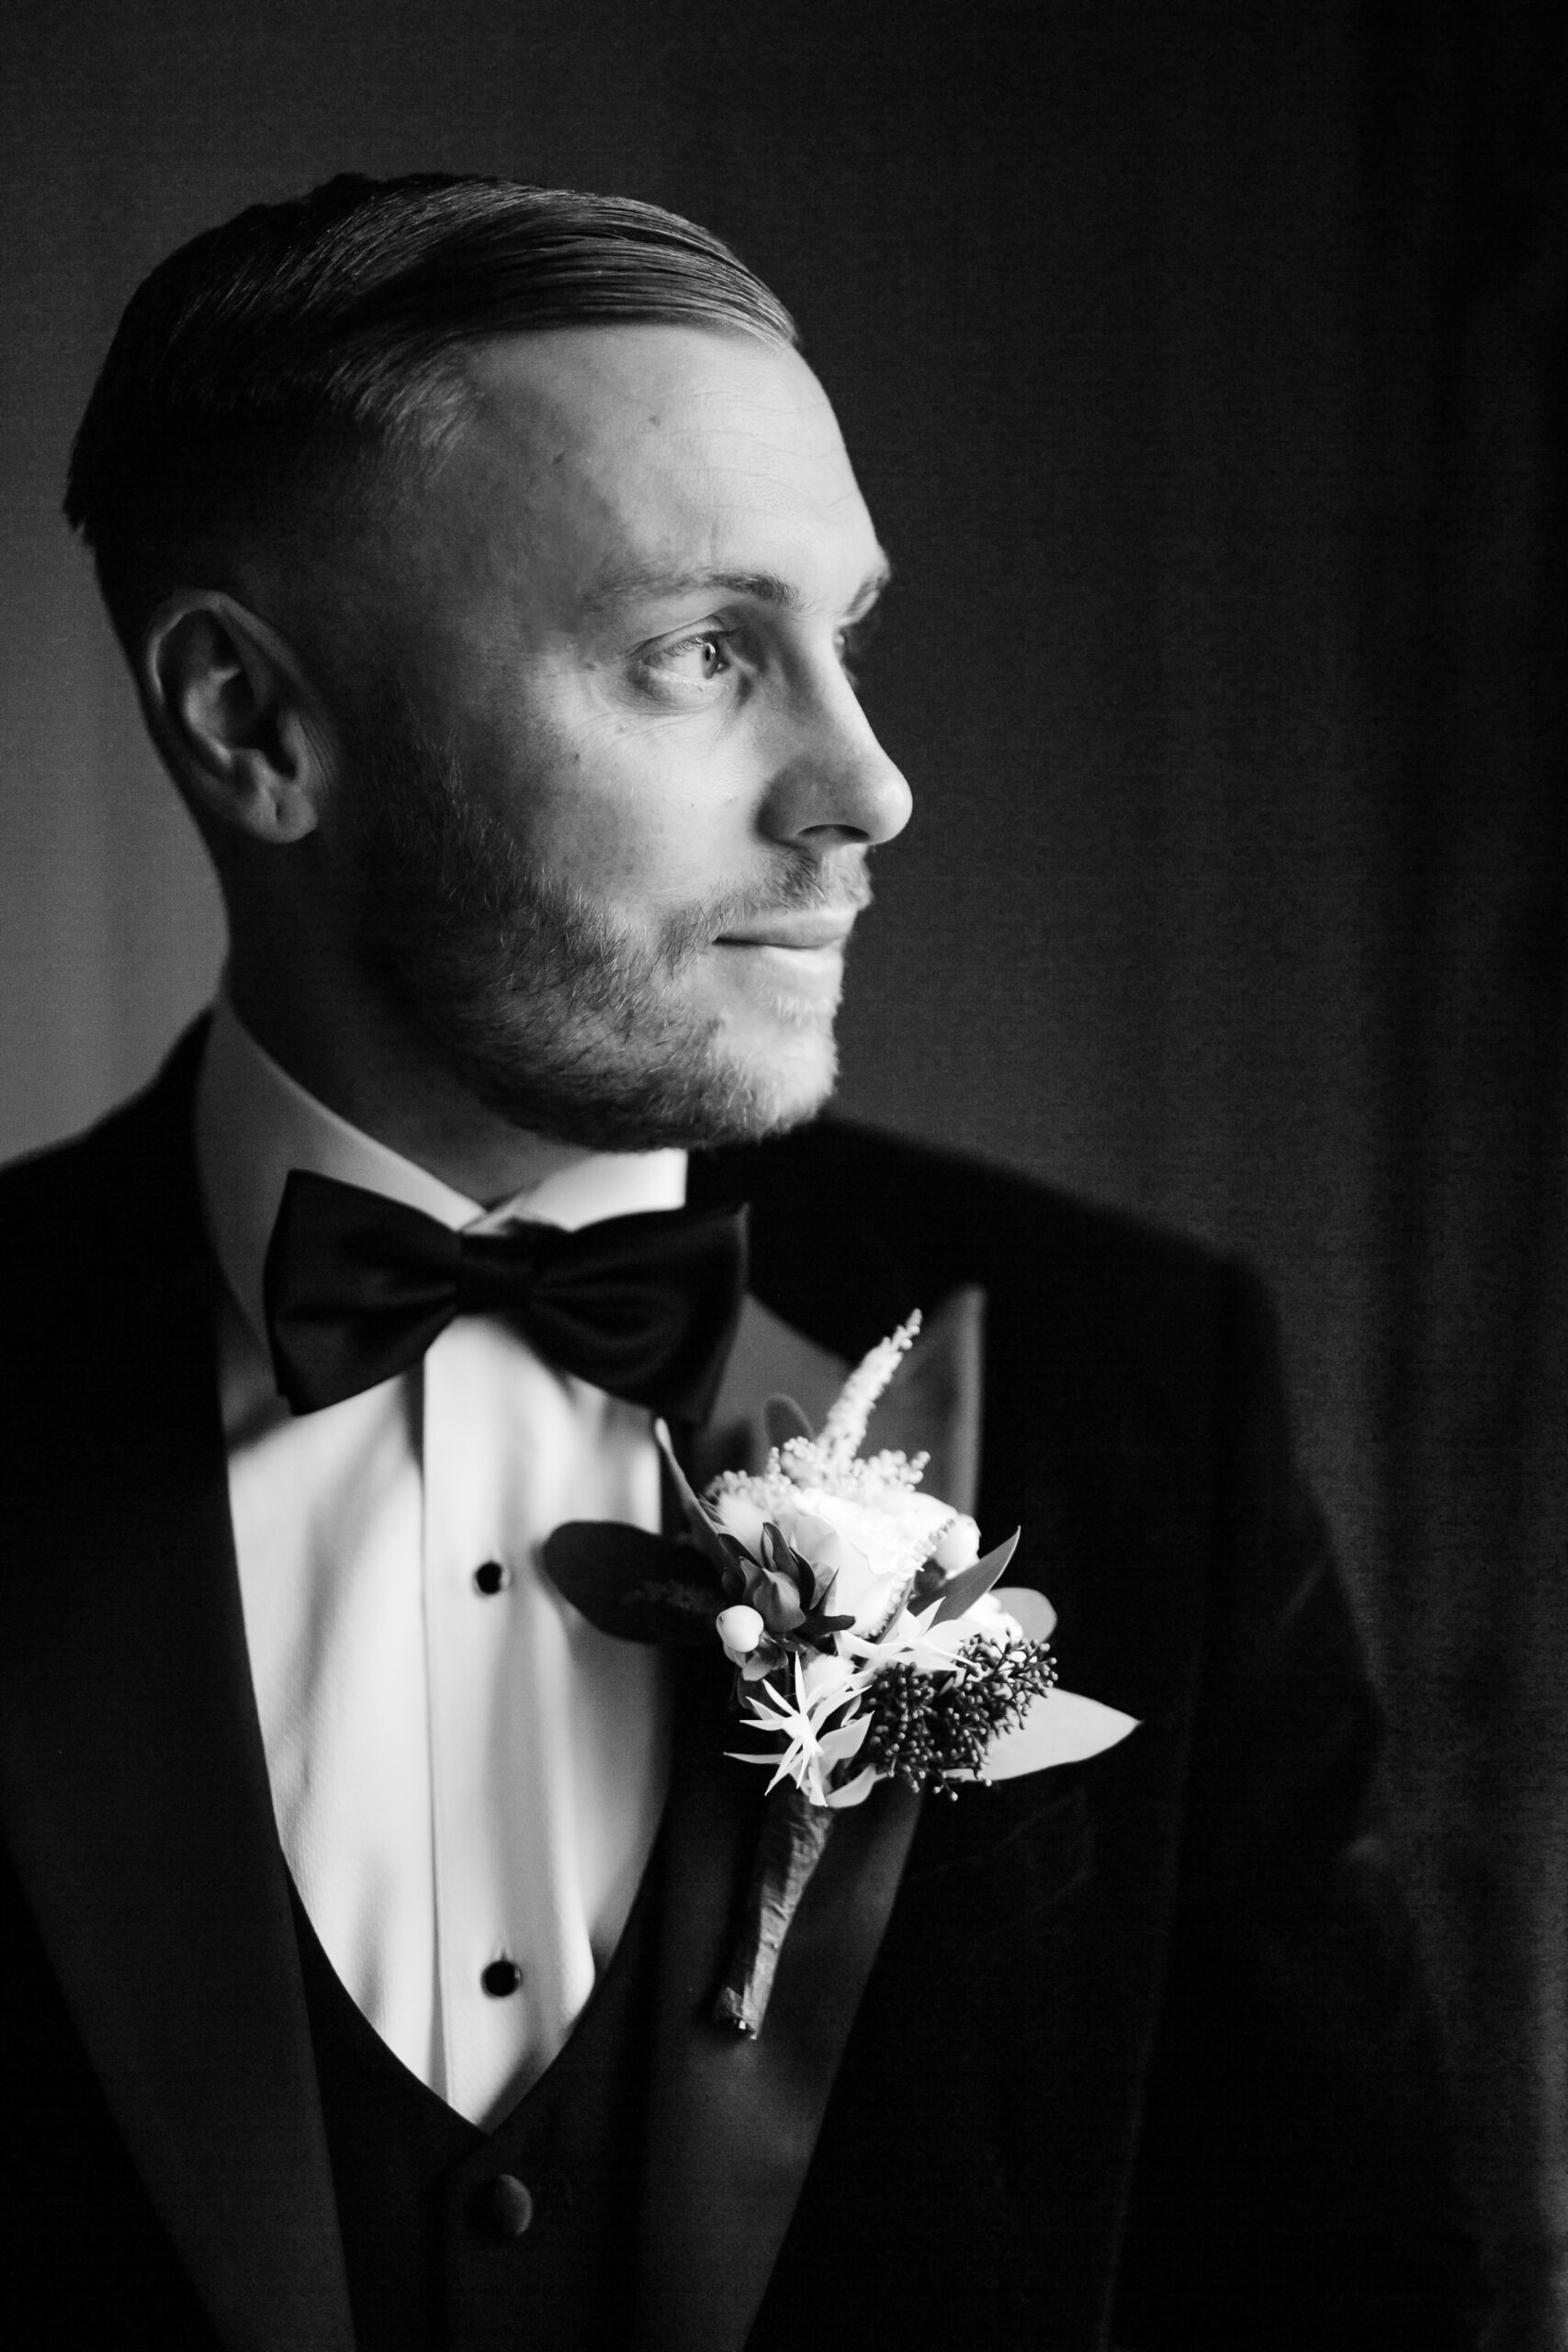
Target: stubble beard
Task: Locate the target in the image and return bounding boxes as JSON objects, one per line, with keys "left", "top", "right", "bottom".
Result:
{"left": 344, "top": 711, "right": 867, "bottom": 1152}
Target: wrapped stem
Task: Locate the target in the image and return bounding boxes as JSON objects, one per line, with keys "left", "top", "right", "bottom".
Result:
{"left": 714, "top": 1782, "right": 835, "bottom": 2035}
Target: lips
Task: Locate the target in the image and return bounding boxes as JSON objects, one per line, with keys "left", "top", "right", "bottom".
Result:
{"left": 715, "top": 912, "right": 857, "bottom": 951}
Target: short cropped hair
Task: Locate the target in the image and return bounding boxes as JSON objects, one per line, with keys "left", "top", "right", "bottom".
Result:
{"left": 64, "top": 172, "right": 797, "bottom": 650}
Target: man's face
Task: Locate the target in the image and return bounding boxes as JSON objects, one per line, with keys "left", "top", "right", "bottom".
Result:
{"left": 316, "top": 322, "right": 910, "bottom": 1152}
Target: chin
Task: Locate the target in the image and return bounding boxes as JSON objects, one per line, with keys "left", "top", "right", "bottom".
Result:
{"left": 423, "top": 1000, "right": 840, "bottom": 1156}
{"left": 708, "top": 1017, "right": 840, "bottom": 1139}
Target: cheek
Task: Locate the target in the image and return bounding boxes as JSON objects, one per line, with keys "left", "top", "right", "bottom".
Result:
{"left": 482, "top": 708, "right": 760, "bottom": 908}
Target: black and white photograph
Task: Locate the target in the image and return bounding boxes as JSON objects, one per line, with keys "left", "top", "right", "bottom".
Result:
{"left": 1, "top": 5, "right": 1562, "bottom": 2346}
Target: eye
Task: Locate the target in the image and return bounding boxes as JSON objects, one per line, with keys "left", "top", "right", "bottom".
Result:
{"left": 837, "top": 606, "right": 882, "bottom": 684}
{"left": 644, "top": 628, "right": 737, "bottom": 689}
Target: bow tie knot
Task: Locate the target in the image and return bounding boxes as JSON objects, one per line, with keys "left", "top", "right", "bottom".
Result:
{"left": 263, "top": 1168, "right": 747, "bottom": 1421}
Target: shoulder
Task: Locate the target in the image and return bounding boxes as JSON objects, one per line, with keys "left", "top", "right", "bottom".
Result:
{"left": 690, "top": 1116, "right": 1264, "bottom": 1393}
{"left": 694, "top": 1114, "right": 1224, "bottom": 1286}
{"left": 0, "top": 1023, "right": 209, "bottom": 1305}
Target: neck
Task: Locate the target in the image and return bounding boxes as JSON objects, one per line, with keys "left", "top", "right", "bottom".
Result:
{"left": 224, "top": 952, "right": 592, "bottom": 1208}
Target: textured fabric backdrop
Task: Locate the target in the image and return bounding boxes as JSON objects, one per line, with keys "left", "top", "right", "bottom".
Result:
{"left": 2, "top": 3, "right": 1563, "bottom": 2339}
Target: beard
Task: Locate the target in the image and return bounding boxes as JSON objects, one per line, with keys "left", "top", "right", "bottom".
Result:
{"left": 342, "top": 704, "right": 870, "bottom": 1152}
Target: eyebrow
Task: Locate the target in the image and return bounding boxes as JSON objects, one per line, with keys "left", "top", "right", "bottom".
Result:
{"left": 580, "top": 554, "right": 894, "bottom": 620}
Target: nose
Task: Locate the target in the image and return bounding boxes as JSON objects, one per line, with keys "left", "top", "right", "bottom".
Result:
{"left": 759, "top": 664, "right": 913, "bottom": 851}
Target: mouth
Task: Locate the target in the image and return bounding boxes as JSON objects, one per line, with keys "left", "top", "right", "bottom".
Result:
{"left": 714, "top": 911, "right": 858, "bottom": 952}
{"left": 705, "top": 910, "right": 858, "bottom": 1018}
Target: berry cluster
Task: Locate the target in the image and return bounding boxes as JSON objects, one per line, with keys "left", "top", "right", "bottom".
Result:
{"left": 859, "top": 1634, "right": 1057, "bottom": 1797}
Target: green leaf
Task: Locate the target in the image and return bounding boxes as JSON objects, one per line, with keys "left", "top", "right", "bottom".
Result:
{"left": 931, "top": 1529, "right": 1021, "bottom": 1624}
{"left": 747, "top": 1557, "right": 808, "bottom": 1634}
{"left": 654, "top": 1419, "right": 748, "bottom": 1583}
{"left": 540, "top": 1521, "right": 724, "bottom": 1645}
{"left": 818, "top": 1713, "right": 873, "bottom": 1769}
{"left": 825, "top": 1765, "right": 881, "bottom": 1809}
{"left": 763, "top": 1394, "right": 816, "bottom": 1449}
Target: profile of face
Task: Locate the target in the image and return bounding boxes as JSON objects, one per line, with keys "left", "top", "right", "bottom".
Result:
{"left": 311, "top": 323, "right": 912, "bottom": 1152}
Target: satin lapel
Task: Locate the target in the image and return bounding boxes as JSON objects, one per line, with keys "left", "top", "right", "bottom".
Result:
{"left": 687, "top": 1293, "right": 852, "bottom": 1484}
{"left": 633, "top": 1281, "right": 986, "bottom": 2352}
{"left": 691, "top": 1283, "right": 987, "bottom": 1512}
{"left": 633, "top": 1655, "right": 920, "bottom": 2352}
{"left": 877, "top": 1282, "right": 985, "bottom": 1515}
{"left": 0, "top": 1046, "right": 354, "bottom": 2352}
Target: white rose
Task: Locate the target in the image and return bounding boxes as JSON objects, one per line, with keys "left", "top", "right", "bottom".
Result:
{"left": 706, "top": 1478, "right": 963, "bottom": 1634}
{"left": 709, "top": 1490, "right": 770, "bottom": 1560}
{"left": 774, "top": 1486, "right": 952, "bottom": 1633}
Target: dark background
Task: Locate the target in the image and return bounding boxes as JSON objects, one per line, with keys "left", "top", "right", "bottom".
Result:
{"left": 2, "top": 2, "right": 1563, "bottom": 2340}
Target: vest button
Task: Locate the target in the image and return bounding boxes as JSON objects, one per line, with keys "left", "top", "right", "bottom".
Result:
{"left": 473, "top": 2173, "right": 535, "bottom": 2240}
{"left": 480, "top": 1957, "right": 523, "bottom": 1997}
{"left": 473, "top": 1560, "right": 511, "bottom": 1595}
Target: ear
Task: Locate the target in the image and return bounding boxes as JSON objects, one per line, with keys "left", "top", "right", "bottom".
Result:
{"left": 139, "top": 590, "right": 335, "bottom": 845}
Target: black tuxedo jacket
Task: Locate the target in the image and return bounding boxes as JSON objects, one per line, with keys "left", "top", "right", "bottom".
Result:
{"left": 0, "top": 1031, "right": 1483, "bottom": 2350}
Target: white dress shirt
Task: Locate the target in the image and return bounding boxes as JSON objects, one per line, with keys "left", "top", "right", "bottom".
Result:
{"left": 195, "top": 998, "right": 681, "bottom": 2128}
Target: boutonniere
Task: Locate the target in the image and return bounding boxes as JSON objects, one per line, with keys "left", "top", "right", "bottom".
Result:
{"left": 545, "top": 1313, "right": 1137, "bottom": 2036}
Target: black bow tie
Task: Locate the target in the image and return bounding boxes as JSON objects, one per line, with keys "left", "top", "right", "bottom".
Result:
{"left": 262, "top": 1168, "right": 747, "bottom": 1421}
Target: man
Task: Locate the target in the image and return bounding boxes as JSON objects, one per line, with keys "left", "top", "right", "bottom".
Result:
{"left": 0, "top": 174, "right": 1481, "bottom": 2349}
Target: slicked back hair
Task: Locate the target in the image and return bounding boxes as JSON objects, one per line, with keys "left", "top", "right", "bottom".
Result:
{"left": 64, "top": 172, "right": 798, "bottom": 651}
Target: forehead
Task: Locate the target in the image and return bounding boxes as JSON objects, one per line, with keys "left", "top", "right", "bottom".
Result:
{"left": 429, "top": 323, "right": 879, "bottom": 611}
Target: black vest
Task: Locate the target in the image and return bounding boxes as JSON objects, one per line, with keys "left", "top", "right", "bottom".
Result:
{"left": 291, "top": 1854, "right": 661, "bottom": 2352}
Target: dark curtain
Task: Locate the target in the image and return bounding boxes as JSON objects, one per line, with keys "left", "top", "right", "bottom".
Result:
{"left": 1360, "top": 7, "right": 1568, "bottom": 2339}
{"left": 0, "top": 0, "right": 1563, "bottom": 2339}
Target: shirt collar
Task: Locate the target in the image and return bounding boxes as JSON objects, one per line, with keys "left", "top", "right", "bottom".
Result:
{"left": 194, "top": 995, "right": 688, "bottom": 1356}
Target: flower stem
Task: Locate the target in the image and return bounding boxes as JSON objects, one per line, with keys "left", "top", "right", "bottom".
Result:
{"left": 713, "top": 1784, "right": 835, "bottom": 2036}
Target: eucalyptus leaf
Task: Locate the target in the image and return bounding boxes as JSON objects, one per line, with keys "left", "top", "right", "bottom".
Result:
{"left": 971, "top": 1687, "right": 1139, "bottom": 1778}
{"left": 994, "top": 1584, "right": 1056, "bottom": 1642}
{"left": 818, "top": 1712, "right": 873, "bottom": 1769}
{"left": 825, "top": 1765, "right": 881, "bottom": 1810}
